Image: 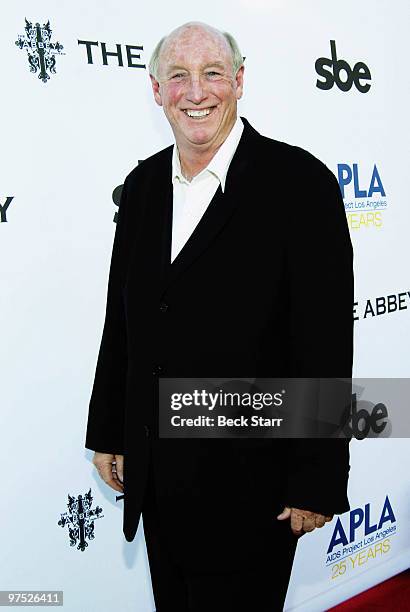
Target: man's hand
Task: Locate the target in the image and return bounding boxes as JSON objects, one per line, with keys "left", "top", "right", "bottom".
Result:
{"left": 277, "top": 506, "right": 333, "bottom": 537}
{"left": 92, "top": 452, "right": 124, "bottom": 493}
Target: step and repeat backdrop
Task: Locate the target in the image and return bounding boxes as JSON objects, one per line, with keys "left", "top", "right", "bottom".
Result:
{"left": 1, "top": 1, "right": 409, "bottom": 610}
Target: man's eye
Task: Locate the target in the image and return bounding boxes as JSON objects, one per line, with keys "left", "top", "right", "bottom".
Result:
{"left": 172, "top": 73, "right": 185, "bottom": 79}
{"left": 205, "top": 71, "right": 223, "bottom": 79}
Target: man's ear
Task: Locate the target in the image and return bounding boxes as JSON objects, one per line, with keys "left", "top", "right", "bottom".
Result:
{"left": 235, "top": 65, "right": 245, "bottom": 101}
{"left": 150, "top": 74, "right": 163, "bottom": 107}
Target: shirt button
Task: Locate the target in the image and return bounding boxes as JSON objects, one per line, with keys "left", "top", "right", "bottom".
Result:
{"left": 152, "top": 365, "right": 163, "bottom": 376}
{"left": 159, "top": 302, "right": 168, "bottom": 312}
{"left": 144, "top": 424, "right": 150, "bottom": 438}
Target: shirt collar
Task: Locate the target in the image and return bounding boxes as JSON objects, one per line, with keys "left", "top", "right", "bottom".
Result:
{"left": 172, "top": 115, "right": 244, "bottom": 192}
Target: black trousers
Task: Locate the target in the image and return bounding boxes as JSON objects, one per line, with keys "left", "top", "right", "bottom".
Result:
{"left": 141, "top": 448, "right": 298, "bottom": 612}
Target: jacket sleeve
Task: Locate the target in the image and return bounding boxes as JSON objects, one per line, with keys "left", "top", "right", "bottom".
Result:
{"left": 85, "top": 177, "right": 130, "bottom": 455}
{"left": 283, "top": 156, "right": 354, "bottom": 516}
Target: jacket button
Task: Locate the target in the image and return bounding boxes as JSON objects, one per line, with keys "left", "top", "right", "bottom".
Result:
{"left": 144, "top": 424, "right": 150, "bottom": 437}
{"left": 152, "top": 365, "right": 163, "bottom": 375}
{"left": 159, "top": 302, "right": 168, "bottom": 312}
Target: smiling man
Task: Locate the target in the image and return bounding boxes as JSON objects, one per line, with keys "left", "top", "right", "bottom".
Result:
{"left": 86, "top": 21, "right": 354, "bottom": 612}
{"left": 149, "top": 23, "right": 243, "bottom": 183}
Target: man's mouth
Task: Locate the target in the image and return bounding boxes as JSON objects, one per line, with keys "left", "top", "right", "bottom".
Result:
{"left": 182, "top": 106, "right": 216, "bottom": 118}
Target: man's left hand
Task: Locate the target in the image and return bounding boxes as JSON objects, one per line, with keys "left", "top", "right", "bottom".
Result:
{"left": 277, "top": 506, "right": 333, "bottom": 537}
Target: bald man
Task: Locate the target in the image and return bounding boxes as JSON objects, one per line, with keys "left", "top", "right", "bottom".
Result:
{"left": 86, "top": 21, "right": 353, "bottom": 612}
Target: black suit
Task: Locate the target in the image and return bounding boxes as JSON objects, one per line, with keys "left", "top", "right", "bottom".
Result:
{"left": 85, "top": 116, "right": 353, "bottom": 609}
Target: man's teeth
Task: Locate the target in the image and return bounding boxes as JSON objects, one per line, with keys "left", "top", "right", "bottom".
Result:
{"left": 185, "top": 108, "right": 212, "bottom": 117}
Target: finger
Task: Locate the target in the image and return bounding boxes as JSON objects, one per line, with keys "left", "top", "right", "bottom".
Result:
{"left": 324, "top": 515, "right": 333, "bottom": 522}
{"left": 111, "top": 463, "right": 124, "bottom": 489}
{"left": 290, "top": 510, "right": 304, "bottom": 534}
{"left": 109, "top": 461, "right": 124, "bottom": 491}
{"left": 114, "top": 454, "right": 124, "bottom": 483}
{"left": 315, "top": 514, "right": 326, "bottom": 528}
{"left": 302, "top": 517, "right": 316, "bottom": 532}
{"left": 106, "top": 470, "right": 124, "bottom": 493}
{"left": 277, "top": 506, "right": 291, "bottom": 520}
{"left": 93, "top": 452, "right": 115, "bottom": 467}
{"left": 96, "top": 460, "right": 124, "bottom": 493}
{"left": 103, "top": 461, "right": 124, "bottom": 492}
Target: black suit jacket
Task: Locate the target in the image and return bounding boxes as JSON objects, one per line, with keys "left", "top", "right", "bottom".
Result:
{"left": 85, "top": 116, "right": 354, "bottom": 566}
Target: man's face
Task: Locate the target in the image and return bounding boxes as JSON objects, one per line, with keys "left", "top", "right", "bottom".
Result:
{"left": 150, "top": 26, "right": 244, "bottom": 151}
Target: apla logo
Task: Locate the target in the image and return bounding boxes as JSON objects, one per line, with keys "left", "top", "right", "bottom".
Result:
{"left": 337, "top": 163, "right": 387, "bottom": 230}
{"left": 327, "top": 495, "right": 396, "bottom": 556}
{"left": 15, "top": 18, "right": 64, "bottom": 83}
{"left": 58, "top": 489, "right": 103, "bottom": 551}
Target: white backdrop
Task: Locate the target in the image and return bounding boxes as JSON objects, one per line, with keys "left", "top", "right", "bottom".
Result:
{"left": 1, "top": 1, "right": 409, "bottom": 610}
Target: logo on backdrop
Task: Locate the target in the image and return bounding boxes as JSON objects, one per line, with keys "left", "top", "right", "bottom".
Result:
{"left": 0, "top": 196, "right": 14, "bottom": 223}
{"left": 15, "top": 19, "right": 64, "bottom": 83}
{"left": 112, "top": 161, "right": 143, "bottom": 223}
{"left": 337, "top": 163, "right": 387, "bottom": 229}
{"left": 78, "top": 40, "right": 146, "bottom": 69}
{"left": 354, "top": 291, "right": 410, "bottom": 320}
{"left": 315, "top": 41, "right": 371, "bottom": 93}
{"left": 342, "top": 392, "right": 389, "bottom": 440}
{"left": 58, "top": 489, "right": 103, "bottom": 551}
{"left": 112, "top": 185, "right": 123, "bottom": 223}
{"left": 325, "top": 495, "right": 397, "bottom": 580}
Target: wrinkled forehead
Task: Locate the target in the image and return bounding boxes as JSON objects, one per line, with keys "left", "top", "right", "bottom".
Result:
{"left": 160, "top": 27, "right": 232, "bottom": 73}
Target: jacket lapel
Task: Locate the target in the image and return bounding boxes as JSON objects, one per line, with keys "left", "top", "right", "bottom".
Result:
{"left": 159, "top": 116, "right": 261, "bottom": 296}
{"left": 158, "top": 161, "right": 173, "bottom": 292}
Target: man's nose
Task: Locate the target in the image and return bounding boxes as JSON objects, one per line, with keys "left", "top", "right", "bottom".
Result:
{"left": 185, "top": 76, "right": 207, "bottom": 104}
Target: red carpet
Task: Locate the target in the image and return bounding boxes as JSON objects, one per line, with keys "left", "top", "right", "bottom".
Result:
{"left": 328, "top": 569, "right": 410, "bottom": 610}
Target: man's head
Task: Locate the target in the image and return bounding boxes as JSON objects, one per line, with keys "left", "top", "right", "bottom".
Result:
{"left": 149, "top": 22, "right": 244, "bottom": 153}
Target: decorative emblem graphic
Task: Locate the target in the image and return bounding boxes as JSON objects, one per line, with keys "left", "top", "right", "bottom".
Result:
{"left": 15, "top": 19, "right": 64, "bottom": 83}
{"left": 58, "top": 489, "right": 103, "bottom": 551}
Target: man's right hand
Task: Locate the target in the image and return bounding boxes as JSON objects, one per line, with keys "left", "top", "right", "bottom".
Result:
{"left": 92, "top": 452, "right": 124, "bottom": 493}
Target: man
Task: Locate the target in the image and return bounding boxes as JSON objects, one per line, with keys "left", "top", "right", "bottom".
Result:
{"left": 85, "top": 21, "right": 353, "bottom": 611}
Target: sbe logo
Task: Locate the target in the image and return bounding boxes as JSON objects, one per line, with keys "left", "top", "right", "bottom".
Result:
{"left": 315, "top": 41, "right": 371, "bottom": 93}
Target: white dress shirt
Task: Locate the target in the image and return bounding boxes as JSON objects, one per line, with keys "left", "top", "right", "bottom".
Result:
{"left": 171, "top": 115, "right": 244, "bottom": 263}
